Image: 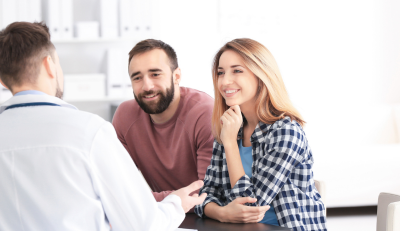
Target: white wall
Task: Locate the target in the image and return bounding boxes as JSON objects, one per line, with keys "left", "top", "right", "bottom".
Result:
{"left": 154, "top": 0, "right": 219, "bottom": 97}
{"left": 373, "top": 0, "right": 400, "bottom": 104}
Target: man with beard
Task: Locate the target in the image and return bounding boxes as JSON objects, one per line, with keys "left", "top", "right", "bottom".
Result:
{"left": 112, "top": 39, "right": 214, "bottom": 210}
{"left": 0, "top": 22, "right": 206, "bottom": 230}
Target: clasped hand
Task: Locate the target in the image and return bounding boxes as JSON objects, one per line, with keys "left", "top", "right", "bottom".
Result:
{"left": 220, "top": 105, "right": 242, "bottom": 146}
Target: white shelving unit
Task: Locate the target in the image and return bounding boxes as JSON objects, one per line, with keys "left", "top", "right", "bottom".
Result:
{"left": 52, "top": 37, "right": 138, "bottom": 44}
{"left": 55, "top": 37, "right": 137, "bottom": 121}
{"left": 46, "top": 0, "right": 156, "bottom": 121}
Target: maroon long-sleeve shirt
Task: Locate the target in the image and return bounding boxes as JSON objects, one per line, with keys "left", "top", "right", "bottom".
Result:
{"left": 112, "top": 87, "right": 214, "bottom": 206}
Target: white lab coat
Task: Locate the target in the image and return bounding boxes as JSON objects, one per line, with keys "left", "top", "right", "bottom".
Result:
{"left": 0, "top": 94, "right": 184, "bottom": 231}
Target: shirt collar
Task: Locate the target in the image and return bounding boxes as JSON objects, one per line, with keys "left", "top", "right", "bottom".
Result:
{"left": 14, "top": 90, "right": 46, "bottom": 96}
{"left": 0, "top": 94, "right": 77, "bottom": 114}
{"left": 237, "top": 121, "right": 271, "bottom": 144}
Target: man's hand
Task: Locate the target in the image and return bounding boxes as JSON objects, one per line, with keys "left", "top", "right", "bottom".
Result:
{"left": 218, "top": 197, "right": 270, "bottom": 223}
{"left": 171, "top": 180, "right": 207, "bottom": 213}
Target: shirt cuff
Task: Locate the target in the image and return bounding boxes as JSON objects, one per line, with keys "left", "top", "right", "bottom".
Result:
{"left": 162, "top": 194, "right": 185, "bottom": 216}
{"left": 228, "top": 175, "right": 256, "bottom": 205}
{"left": 195, "top": 196, "right": 224, "bottom": 218}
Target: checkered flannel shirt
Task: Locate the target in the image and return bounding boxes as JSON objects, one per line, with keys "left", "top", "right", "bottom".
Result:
{"left": 195, "top": 117, "right": 327, "bottom": 231}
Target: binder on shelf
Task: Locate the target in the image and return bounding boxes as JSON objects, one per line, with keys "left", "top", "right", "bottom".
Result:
{"left": 107, "top": 49, "right": 131, "bottom": 98}
{"left": 2, "top": 0, "right": 41, "bottom": 27}
{"left": 119, "top": 0, "right": 152, "bottom": 39}
{"left": 100, "top": 0, "right": 118, "bottom": 38}
{"left": 60, "top": 0, "right": 73, "bottom": 39}
{"left": 44, "top": 0, "right": 62, "bottom": 40}
{"left": 141, "top": 0, "right": 153, "bottom": 38}
{"left": 132, "top": 0, "right": 143, "bottom": 39}
{"left": 0, "top": 0, "right": 18, "bottom": 29}
{"left": 119, "top": 0, "right": 134, "bottom": 38}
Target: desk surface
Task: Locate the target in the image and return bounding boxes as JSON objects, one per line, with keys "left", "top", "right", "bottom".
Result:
{"left": 179, "top": 213, "right": 292, "bottom": 231}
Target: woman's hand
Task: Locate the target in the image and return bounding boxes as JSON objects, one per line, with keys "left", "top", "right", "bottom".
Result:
{"left": 204, "top": 198, "right": 270, "bottom": 223}
{"left": 220, "top": 105, "right": 243, "bottom": 147}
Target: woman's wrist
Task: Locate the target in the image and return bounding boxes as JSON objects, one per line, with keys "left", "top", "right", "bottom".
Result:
{"left": 204, "top": 202, "right": 227, "bottom": 222}
{"left": 222, "top": 139, "right": 237, "bottom": 151}
{"left": 215, "top": 205, "right": 227, "bottom": 222}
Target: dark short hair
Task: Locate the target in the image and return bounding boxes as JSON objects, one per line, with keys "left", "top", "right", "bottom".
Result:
{"left": 128, "top": 39, "right": 178, "bottom": 72}
{"left": 0, "top": 21, "right": 55, "bottom": 91}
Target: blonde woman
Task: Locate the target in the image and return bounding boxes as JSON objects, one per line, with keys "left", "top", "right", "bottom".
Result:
{"left": 194, "top": 38, "right": 327, "bottom": 231}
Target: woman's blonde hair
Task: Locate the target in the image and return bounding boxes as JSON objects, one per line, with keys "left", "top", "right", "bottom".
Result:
{"left": 212, "top": 38, "right": 305, "bottom": 143}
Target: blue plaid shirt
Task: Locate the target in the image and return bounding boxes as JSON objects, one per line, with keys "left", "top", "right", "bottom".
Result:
{"left": 195, "top": 117, "right": 327, "bottom": 231}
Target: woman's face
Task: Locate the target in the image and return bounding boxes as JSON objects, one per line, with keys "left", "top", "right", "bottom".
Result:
{"left": 217, "top": 50, "right": 259, "bottom": 109}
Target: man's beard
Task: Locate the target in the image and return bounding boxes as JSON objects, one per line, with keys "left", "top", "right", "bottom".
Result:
{"left": 55, "top": 73, "right": 63, "bottom": 99}
{"left": 134, "top": 77, "right": 175, "bottom": 114}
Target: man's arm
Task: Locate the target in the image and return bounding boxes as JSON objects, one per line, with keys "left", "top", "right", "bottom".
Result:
{"left": 89, "top": 122, "right": 185, "bottom": 231}
{"left": 112, "top": 106, "right": 177, "bottom": 202}
{"left": 189, "top": 102, "right": 214, "bottom": 212}
{"left": 193, "top": 102, "right": 214, "bottom": 182}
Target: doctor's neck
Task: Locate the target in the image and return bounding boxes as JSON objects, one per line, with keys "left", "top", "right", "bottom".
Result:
{"left": 4, "top": 56, "right": 62, "bottom": 98}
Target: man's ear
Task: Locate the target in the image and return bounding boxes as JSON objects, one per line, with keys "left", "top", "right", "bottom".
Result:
{"left": 43, "top": 55, "right": 56, "bottom": 79}
{"left": 173, "top": 67, "right": 182, "bottom": 85}
{"left": 0, "top": 79, "right": 8, "bottom": 90}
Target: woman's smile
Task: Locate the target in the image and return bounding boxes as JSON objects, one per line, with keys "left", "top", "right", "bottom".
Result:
{"left": 223, "top": 88, "right": 240, "bottom": 97}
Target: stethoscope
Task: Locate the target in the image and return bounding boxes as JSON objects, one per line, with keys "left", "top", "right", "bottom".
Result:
{"left": 4, "top": 102, "right": 61, "bottom": 111}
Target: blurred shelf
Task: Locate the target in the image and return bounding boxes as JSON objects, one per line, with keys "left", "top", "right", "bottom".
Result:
{"left": 52, "top": 37, "right": 138, "bottom": 44}
{"left": 64, "top": 96, "right": 133, "bottom": 103}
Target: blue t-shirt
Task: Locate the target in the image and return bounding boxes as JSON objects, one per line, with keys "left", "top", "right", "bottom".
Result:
{"left": 238, "top": 139, "right": 279, "bottom": 226}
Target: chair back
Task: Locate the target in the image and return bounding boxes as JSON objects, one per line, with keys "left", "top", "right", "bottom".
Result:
{"left": 314, "top": 179, "right": 326, "bottom": 216}
{"left": 377, "top": 192, "right": 400, "bottom": 231}
{"left": 314, "top": 179, "right": 326, "bottom": 203}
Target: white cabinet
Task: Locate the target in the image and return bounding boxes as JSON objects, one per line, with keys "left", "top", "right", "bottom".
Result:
{"left": 54, "top": 38, "right": 137, "bottom": 121}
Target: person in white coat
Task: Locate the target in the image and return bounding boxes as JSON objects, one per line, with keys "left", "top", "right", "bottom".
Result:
{"left": 0, "top": 22, "right": 206, "bottom": 231}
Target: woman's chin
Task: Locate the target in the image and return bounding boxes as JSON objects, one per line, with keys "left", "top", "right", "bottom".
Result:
{"left": 225, "top": 101, "right": 235, "bottom": 107}
{"left": 225, "top": 99, "right": 241, "bottom": 107}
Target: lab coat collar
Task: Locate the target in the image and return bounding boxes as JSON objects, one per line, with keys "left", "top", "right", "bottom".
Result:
{"left": 0, "top": 94, "right": 78, "bottom": 114}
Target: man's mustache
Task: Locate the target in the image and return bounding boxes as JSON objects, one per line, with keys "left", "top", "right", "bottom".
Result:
{"left": 139, "top": 90, "right": 161, "bottom": 97}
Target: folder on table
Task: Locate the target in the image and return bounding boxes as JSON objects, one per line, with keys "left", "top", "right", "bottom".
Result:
{"left": 100, "top": 0, "right": 118, "bottom": 38}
